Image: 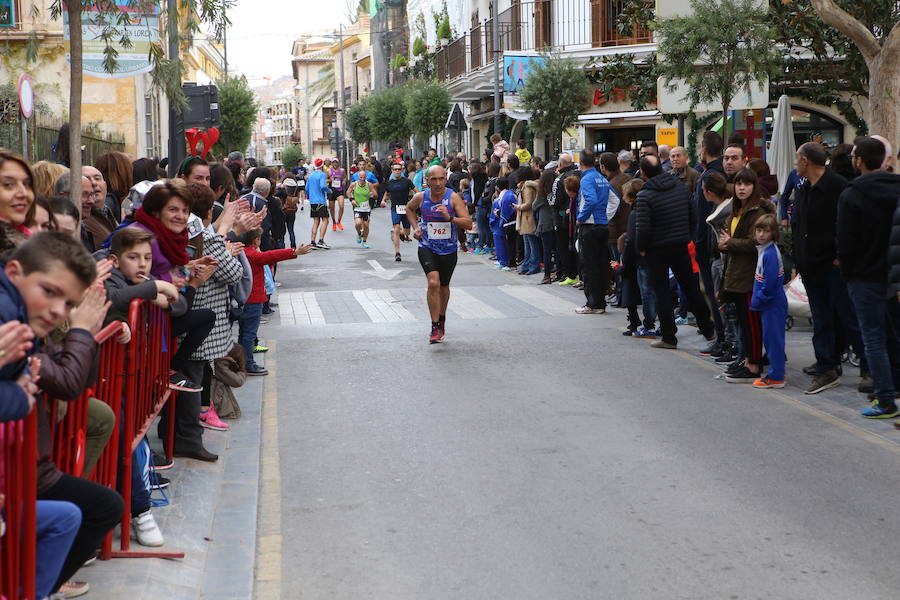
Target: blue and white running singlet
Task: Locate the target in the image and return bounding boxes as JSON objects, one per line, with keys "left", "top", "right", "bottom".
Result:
{"left": 418, "top": 187, "right": 457, "bottom": 255}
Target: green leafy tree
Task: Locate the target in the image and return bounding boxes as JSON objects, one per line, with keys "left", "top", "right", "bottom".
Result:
{"left": 280, "top": 143, "right": 305, "bottom": 167}
{"left": 405, "top": 81, "right": 450, "bottom": 143}
{"left": 214, "top": 76, "right": 259, "bottom": 157}
{"left": 367, "top": 86, "right": 411, "bottom": 143}
{"left": 656, "top": 0, "right": 781, "bottom": 138}
{"left": 520, "top": 55, "right": 592, "bottom": 155}
{"left": 345, "top": 95, "right": 373, "bottom": 146}
{"left": 308, "top": 62, "right": 336, "bottom": 112}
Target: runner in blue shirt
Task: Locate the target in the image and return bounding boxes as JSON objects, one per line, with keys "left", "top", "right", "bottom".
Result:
{"left": 406, "top": 165, "right": 473, "bottom": 343}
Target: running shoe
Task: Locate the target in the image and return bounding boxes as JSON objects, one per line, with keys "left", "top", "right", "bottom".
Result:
{"left": 502, "top": 266, "right": 514, "bottom": 271}
{"left": 152, "top": 451, "right": 173, "bottom": 470}
{"left": 337, "top": 223, "right": 344, "bottom": 231}
{"left": 332, "top": 224, "right": 337, "bottom": 231}
{"left": 395, "top": 253, "right": 402, "bottom": 262}
{"left": 168, "top": 373, "right": 202, "bottom": 392}
{"left": 200, "top": 407, "right": 229, "bottom": 431}
{"left": 635, "top": 328, "right": 657, "bottom": 338}
{"left": 575, "top": 305, "right": 605, "bottom": 314}
{"left": 675, "top": 316, "right": 689, "bottom": 326}
{"left": 253, "top": 345, "right": 269, "bottom": 353}
{"left": 356, "top": 235, "right": 362, "bottom": 244}
{"left": 622, "top": 329, "right": 636, "bottom": 336}
{"left": 725, "top": 366, "right": 758, "bottom": 383}
{"left": 861, "top": 405, "right": 900, "bottom": 419}
{"left": 699, "top": 341, "right": 722, "bottom": 356}
{"left": 752, "top": 377, "right": 785, "bottom": 389}
{"left": 429, "top": 324, "right": 443, "bottom": 344}
{"left": 558, "top": 277, "right": 579, "bottom": 286}
{"left": 804, "top": 371, "right": 840, "bottom": 394}
{"left": 317, "top": 240, "right": 331, "bottom": 249}
{"left": 362, "top": 242, "right": 371, "bottom": 249}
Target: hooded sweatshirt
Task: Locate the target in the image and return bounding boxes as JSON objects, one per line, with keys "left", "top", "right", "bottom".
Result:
{"left": 635, "top": 171, "right": 696, "bottom": 252}
{"left": 836, "top": 171, "right": 900, "bottom": 282}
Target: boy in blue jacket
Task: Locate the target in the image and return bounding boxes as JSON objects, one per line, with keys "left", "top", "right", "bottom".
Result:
{"left": 750, "top": 214, "right": 788, "bottom": 388}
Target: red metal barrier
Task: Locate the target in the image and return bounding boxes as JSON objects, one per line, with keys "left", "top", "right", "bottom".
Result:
{"left": 0, "top": 410, "right": 37, "bottom": 600}
{"left": 106, "top": 299, "right": 183, "bottom": 560}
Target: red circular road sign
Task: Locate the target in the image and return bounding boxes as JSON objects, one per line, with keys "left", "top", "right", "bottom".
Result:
{"left": 17, "top": 74, "right": 34, "bottom": 119}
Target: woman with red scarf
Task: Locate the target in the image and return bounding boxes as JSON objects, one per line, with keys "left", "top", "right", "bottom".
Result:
{"left": 0, "top": 150, "right": 35, "bottom": 256}
{"left": 127, "top": 181, "right": 220, "bottom": 461}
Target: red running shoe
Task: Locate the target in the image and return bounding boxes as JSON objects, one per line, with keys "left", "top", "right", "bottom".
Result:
{"left": 429, "top": 324, "right": 443, "bottom": 344}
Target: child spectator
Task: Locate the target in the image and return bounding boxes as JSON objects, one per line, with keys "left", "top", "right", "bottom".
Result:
{"left": 3, "top": 232, "right": 124, "bottom": 596}
{"left": 240, "top": 229, "right": 311, "bottom": 375}
{"left": 514, "top": 139, "right": 532, "bottom": 165}
{"left": 460, "top": 178, "right": 478, "bottom": 251}
{"left": 750, "top": 213, "right": 788, "bottom": 388}
{"left": 614, "top": 178, "right": 656, "bottom": 336}
{"left": 560, "top": 175, "right": 582, "bottom": 286}
{"left": 211, "top": 343, "right": 248, "bottom": 419}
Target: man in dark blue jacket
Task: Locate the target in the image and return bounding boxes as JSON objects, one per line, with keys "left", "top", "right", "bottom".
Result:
{"left": 574, "top": 150, "right": 617, "bottom": 314}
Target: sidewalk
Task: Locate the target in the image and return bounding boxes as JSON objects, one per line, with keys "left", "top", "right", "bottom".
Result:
{"left": 676, "top": 319, "right": 900, "bottom": 444}
{"left": 76, "top": 373, "right": 265, "bottom": 600}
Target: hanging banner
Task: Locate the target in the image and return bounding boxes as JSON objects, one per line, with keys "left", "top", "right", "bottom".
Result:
{"left": 64, "top": 2, "right": 160, "bottom": 78}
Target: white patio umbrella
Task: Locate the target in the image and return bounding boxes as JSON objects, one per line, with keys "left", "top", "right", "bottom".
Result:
{"left": 767, "top": 94, "right": 797, "bottom": 196}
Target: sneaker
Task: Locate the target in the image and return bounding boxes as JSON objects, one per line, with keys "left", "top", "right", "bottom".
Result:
{"left": 725, "top": 366, "right": 759, "bottom": 383}
{"left": 362, "top": 243, "right": 371, "bottom": 249}
{"left": 356, "top": 235, "right": 362, "bottom": 244}
{"left": 622, "top": 329, "right": 636, "bottom": 336}
{"left": 253, "top": 345, "right": 269, "bottom": 353}
{"left": 635, "top": 328, "right": 657, "bottom": 338}
{"left": 575, "top": 305, "right": 605, "bottom": 314}
{"left": 573, "top": 281, "right": 585, "bottom": 289}
{"left": 149, "top": 473, "right": 170, "bottom": 489}
{"left": 502, "top": 266, "right": 514, "bottom": 271}
{"left": 858, "top": 375, "right": 874, "bottom": 394}
{"left": 724, "top": 360, "right": 745, "bottom": 374}
{"left": 395, "top": 253, "right": 402, "bottom": 262}
{"left": 753, "top": 377, "right": 786, "bottom": 389}
{"left": 317, "top": 240, "right": 331, "bottom": 249}
{"left": 152, "top": 451, "right": 173, "bottom": 470}
{"left": 429, "top": 324, "right": 443, "bottom": 344}
{"left": 131, "top": 510, "right": 164, "bottom": 547}
{"left": 699, "top": 341, "right": 722, "bottom": 356}
{"left": 714, "top": 350, "right": 737, "bottom": 363}
{"left": 803, "top": 363, "right": 842, "bottom": 376}
{"left": 309, "top": 242, "right": 319, "bottom": 249}
{"left": 861, "top": 405, "right": 900, "bottom": 419}
{"left": 558, "top": 277, "right": 579, "bottom": 286}
{"left": 337, "top": 223, "right": 344, "bottom": 231}
{"left": 82, "top": 554, "right": 97, "bottom": 567}
{"left": 168, "top": 373, "right": 202, "bottom": 393}
{"left": 247, "top": 364, "right": 269, "bottom": 376}
{"left": 199, "top": 406, "right": 229, "bottom": 431}
{"left": 650, "top": 339, "right": 677, "bottom": 349}
{"left": 675, "top": 316, "right": 689, "bottom": 326}
{"left": 58, "top": 581, "right": 90, "bottom": 598}
{"left": 332, "top": 223, "right": 337, "bottom": 231}
{"left": 804, "top": 371, "right": 840, "bottom": 394}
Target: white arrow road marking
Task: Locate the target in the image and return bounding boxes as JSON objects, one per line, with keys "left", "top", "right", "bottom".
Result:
{"left": 362, "top": 259, "right": 408, "bottom": 280}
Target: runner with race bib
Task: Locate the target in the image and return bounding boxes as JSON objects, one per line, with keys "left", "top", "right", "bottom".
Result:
{"left": 407, "top": 165, "right": 473, "bottom": 343}
{"left": 380, "top": 161, "right": 416, "bottom": 261}
{"left": 328, "top": 159, "right": 346, "bottom": 231}
{"left": 349, "top": 163, "right": 377, "bottom": 248}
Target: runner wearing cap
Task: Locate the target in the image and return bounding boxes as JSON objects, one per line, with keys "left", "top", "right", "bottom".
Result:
{"left": 327, "top": 159, "right": 347, "bottom": 232}
{"left": 307, "top": 158, "right": 331, "bottom": 249}
{"left": 406, "top": 165, "right": 473, "bottom": 343}
{"left": 380, "top": 161, "right": 416, "bottom": 261}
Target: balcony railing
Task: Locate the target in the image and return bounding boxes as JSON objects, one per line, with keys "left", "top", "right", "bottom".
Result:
{"left": 436, "top": 0, "right": 652, "bottom": 83}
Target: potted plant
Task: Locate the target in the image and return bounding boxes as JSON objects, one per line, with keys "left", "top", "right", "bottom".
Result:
{"left": 413, "top": 37, "right": 427, "bottom": 57}
{"left": 437, "top": 16, "right": 452, "bottom": 46}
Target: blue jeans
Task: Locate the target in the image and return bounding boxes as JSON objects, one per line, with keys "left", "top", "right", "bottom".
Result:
{"left": 540, "top": 230, "right": 556, "bottom": 278}
{"left": 520, "top": 233, "right": 540, "bottom": 273}
{"left": 285, "top": 212, "right": 297, "bottom": 247}
{"left": 36, "top": 500, "right": 81, "bottom": 598}
{"left": 476, "top": 204, "right": 493, "bottom": 249}
{"left": 846, "top": 280, "right": 900, "bottom": 408}
{"left": 636, "top": 266, "right": 657, "bottom": 330}
{"left": 238, "top": 302, "right": 264, "bottom": 369}
{"left": 803, "top": 265, "right": 867, "bottom": 374}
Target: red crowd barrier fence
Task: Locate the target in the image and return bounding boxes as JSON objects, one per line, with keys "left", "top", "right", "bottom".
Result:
{"left": 0, "top": 410, "right": 37, "bottom": 600}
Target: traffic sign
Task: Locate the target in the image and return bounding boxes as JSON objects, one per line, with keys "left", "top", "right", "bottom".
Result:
{"left": 17, "top": 74, "right": 33, "bottom": 119}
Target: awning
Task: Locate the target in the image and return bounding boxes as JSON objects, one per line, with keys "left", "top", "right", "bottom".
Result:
{"left": 466, "top": 108, "right": 533, "bottom": 123}
{"left": 578, "top": 110, "right": 660, "bottom": 124}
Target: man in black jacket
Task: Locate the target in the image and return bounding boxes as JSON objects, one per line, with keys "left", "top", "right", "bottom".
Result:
{"left": 838, "top": 137, "right": 900, "bottom": 417}
{"left": 550, "top": 153, "right": 580, "bottom": 283}
{"left": 692, "top": 131, "right": 727, "bottom": 353}
{"left": 635, "top": 156, "right": 715, "bottom": 348}
{"left": 792, "top": 142, "right": 866, "bottom": 394}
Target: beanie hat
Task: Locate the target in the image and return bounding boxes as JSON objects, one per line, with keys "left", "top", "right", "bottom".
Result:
{"left": 314, "top": 158, "right": 324, "bottom": 168}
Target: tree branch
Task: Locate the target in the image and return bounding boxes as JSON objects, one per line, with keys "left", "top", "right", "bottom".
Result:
{"left": 809, "top": 0, "right": 881, "bottom": 61}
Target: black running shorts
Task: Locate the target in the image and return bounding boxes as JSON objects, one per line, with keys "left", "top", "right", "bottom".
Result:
{"left": 309, "top": 204, "right": 328, "bottom": 219}
{"left": 418, "top": 247, "right": 458, "bottom": 287}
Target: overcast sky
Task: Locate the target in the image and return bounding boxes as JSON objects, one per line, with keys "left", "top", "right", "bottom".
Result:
{"left": 226, "top": 0, "right": 354, "bottom": 80}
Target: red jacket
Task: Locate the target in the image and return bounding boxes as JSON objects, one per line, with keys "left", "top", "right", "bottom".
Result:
{"left": 244, "top": 247, "right": 296, "bottom": 303}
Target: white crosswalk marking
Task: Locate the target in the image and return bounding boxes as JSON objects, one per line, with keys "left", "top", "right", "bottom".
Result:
{"left": 447, "top": 288, "right": 505, "bottom": 320}
{"left": 497, "top": 285, "right": 581, "bottom": 316}
{"left": 352, "top": 289, "right": 416, "bottom": 323}
{"left": 279, "top": 291, "right": 326, "bottom": 326}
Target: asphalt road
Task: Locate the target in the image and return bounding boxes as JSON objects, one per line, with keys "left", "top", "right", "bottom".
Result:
{"left": 259, "top": 206, "right": 900, "bottom": 599}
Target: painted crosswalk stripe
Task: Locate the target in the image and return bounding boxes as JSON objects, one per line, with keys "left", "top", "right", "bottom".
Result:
{"left": 497, "top": 285, "right": 581, "bottom": 316}
{"left": 279, "top": 291, "right": 326, "bottom": 326}
{"left": 352, "top": 289, "right": 415, "bottom": 323}
{"left": 448, "top": 288, "right": 505, "bottom": 320}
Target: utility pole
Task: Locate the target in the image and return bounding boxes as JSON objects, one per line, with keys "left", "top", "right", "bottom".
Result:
{"left": 492, "top": 1, "right": 500, "bottom": 137}
{"left": 305, "top": 62, "right": 312, "bottom": 160}
{"left": 166, "top": 0, "right": 184, "bottom": 176}
{"left": 338, "top": 24, "right": 347, "bottom": 166}
{"left": 223, "top": 22, "right": 228, "bottom": 78}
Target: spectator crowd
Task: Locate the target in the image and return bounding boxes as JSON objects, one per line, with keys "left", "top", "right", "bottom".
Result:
{"left": 0, "top": 124, "right": 899, "bottom": 599}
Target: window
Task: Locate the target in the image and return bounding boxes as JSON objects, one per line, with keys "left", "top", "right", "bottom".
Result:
{"left": 0, "top": 0, "right": 16, "bottom": 28}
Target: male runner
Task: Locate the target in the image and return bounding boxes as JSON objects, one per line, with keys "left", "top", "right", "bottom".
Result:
{"left": 380, "top": 161, "right": 416, "bottom": 261}
{"left": 407, "top": 165, "right": 473, "bottom": 343}
{"left": 348, "top": 163, "right": 377, "bottom": 248}
{"left": 327, "top": 159, "right": 346, "bottom": 231}
{"left": 293, "top": 158, "right": 308, "bottom": 211}
{"left": 307, "top": 158, "right": 331, "bottom": 249}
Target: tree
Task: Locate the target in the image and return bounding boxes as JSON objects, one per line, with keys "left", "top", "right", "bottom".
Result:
{"left": 345, "top": 95, "right": 373, "bottom": 146}
{"left": 519, "top": 55, "right": 592, "bottom": 155}
{"left": 214, "top": 76, "right": 259, "bottom": 157}
{"left": 367, "top": 86, "right": 411, "bottom": 143}
{"left": 308, "top": 62, "right": 336, "bottom": 112}
{"left": 656, "top": 0, "right": 781, "bottom": 139}
{"left": 405, "top": 81, "right": 450, "bottom": 144}
{"left": 280, "top": 143, "right": 305, "bottom": 167}
{"left": 807, "top": 0, "right": 900, "bottom": 146}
